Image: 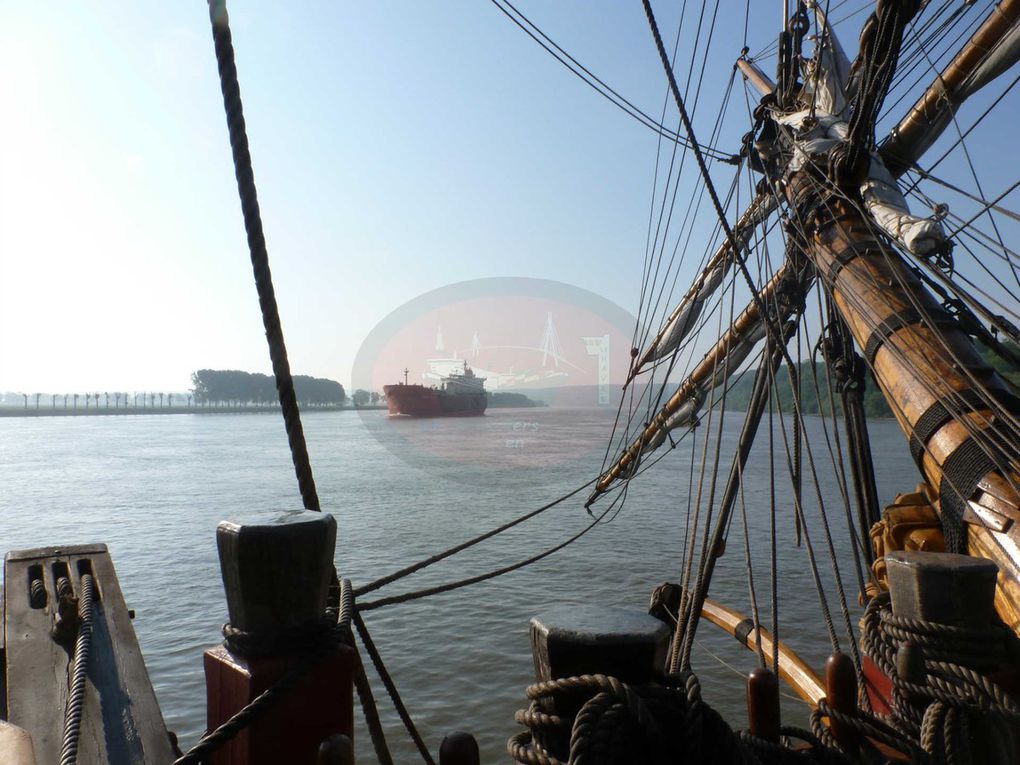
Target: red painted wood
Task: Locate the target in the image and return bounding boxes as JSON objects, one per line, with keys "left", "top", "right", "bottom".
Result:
{"left": 861, "top": 655, "right": 893, "bottom": 716}
{"left": 204, "top": 644, "right": 355, "bottom": 765}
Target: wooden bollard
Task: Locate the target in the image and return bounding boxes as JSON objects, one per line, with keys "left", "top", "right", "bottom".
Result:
{"left": 317, "top": 734, "right": 354, "bottom": 765}
{"left": 885, "top": 550, "right": 998, "bottom": 628}
{"left": 439, "top": 731, "right": 480, "bottom": 765}
{"left": 530, "top": 604, "right": 670, "bottom": 718}
{"left": 746, "top": 667, "right": 780, "bottom": 742}
{"left": 825, "top": 652, "right": 860, "bottom": 752}
{"left": 204, "top": 511, "right": 354, "bottom": 765}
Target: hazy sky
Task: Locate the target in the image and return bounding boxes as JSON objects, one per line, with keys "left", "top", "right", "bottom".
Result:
{"left": 1, "top": 2, "right": 1017, "bottom": 393}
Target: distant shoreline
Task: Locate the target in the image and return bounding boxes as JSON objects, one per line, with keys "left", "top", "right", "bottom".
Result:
{"left": 0, "top": 405, "right": 381, "bottom": 418}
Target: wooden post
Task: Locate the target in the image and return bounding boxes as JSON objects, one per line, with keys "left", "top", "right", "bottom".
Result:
{"left": 317, "top": 734, "right": 354, "bottom": 765}
{"left": 885, "top": 550, "right": 998, "bottom": 628}
{"left": 530, "top": 604, "right": 669, "bottom": 719}
{"left": 825, "top": 653, "right": 860, "bottom": 752}
{"left": 204, "top": 511, "right": 354, "bottom": 765}
{"left": 439, "top": 732, "right": 480, "bottom": 765}
{"left": 746, "top": 667, "right": 780, "bottom": 742}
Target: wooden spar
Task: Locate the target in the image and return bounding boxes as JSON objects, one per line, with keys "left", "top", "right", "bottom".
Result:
{"left": 588, "top": 261, "right": 797, "bottom": 504}
{"left": 736, "top": 59, "right": 776, "bottom": 97}
{"left": 785, "top": 174, "right": 1020, "bottom": 631}
{"left": 700, "top": 598, "right": 826, "bottom": 706}
{"left": 628, "top": 191, "right": 776, "bottom": 383}
{"left": 881, "top": 0, "right": 1020, "bottom": 174}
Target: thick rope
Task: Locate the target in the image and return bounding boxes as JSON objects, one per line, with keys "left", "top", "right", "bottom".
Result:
{"left": 59, "top": 573, "right": 95, "bottom": 765}
{"left": 206, "top": 0, "right": 320, "bottom": 513}
{"left": 171, "top": 581, "right": 387, "bottom": 765}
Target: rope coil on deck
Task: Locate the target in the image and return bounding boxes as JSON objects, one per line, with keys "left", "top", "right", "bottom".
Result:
{"left": 846, "top": 591, "right": 1020, "bottom": 763}
{"left": 508, "top": 670, "right": 846, "bottom": 765}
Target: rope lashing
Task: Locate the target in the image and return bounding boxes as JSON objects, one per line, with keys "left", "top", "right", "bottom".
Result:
{"left": 59, "top": 573, "right": 95, "bottom": 765}
{"left": 205, "top": 0, "right": 321, "bottom": 513}
{"left": 509, "top": 671, "right": 846, "bottom": 764}
{"left": 845, "top": 591, "right": 1020, "bottom": 763}
{"left": 173, "top": 580, "right": 370, "bottom": 765}
{"left": 828, "top": 0, "right": 922, "bottom": 187}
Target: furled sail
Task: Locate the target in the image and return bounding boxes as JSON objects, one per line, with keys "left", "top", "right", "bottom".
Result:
{"left": 629, "top": 192, "right": 776, "bottom": 382}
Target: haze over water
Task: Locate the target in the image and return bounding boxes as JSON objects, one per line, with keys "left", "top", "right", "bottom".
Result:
{"left": 0, "top": 409, "right": 915, "bottom": 762}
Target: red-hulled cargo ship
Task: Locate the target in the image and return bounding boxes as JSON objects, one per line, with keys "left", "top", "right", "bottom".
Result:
{"left": 384, "top": 362, "right": 487, "bottom": 417}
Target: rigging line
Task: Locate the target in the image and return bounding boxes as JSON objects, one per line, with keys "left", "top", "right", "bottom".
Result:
{"left": 635, "top": 1, "right": 689, "bottom": 358}
{"left": 637, "top": 2, "right": 731, "bottom": 361}
{"left": 912, "top": 23, "right": 1020, "bottom": 290}
{"left": 358, "top": 491, "right": 624, "bottom": 612}
{"left": 807, "top": 179, "right": 1020, "bottom": 476}
{"left": 902, "top": 67, "right": 1020, "bottom": 194}
{"left": 674, "top": 250, "right": 742, "bottom": 672}
{"left": 205, "top": 1, "right": 321, "bottom": 514}
{"left": 768, "top": 369, "right": 780, "bottom": 675}
{"left": 882, "top": 0, "right": 974, "bottom": 119}
{"left": 639, "top": 73, "right": 740, "bottom": 364}
{"left": 809, "top": 289, "right": 871, "bottom": 594}
{"left": 487, "top": 0, "right": 732, "bottom": 161}
{"left": 355, "top": 477, "right": 596, "bottom": 597}
{"left": 948, "top": 176, "right": 1020, "bottom": 242}
{"left": 643, "top": 0, "right": 815, "bottom": 418}
{"left": 801, "top": 159, "right": 1020, "bottom": 443}
{"left": 692, "top": 637, "right": 813, "bottom": 705}
{"left": 736, "top": 454, "right": 767, "bottom": 669}
{"left": 914, "top": 169, "right": 1020, "bottom": 224}
{"left": 640, "top": 66, "right": 738, "bottom": 359}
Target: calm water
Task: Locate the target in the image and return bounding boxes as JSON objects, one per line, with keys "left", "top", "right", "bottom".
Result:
{"left": 0, "top": 408, "right": 915, "bottom": 762}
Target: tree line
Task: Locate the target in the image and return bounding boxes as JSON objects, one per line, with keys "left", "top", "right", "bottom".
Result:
{"left": 190, "top": 369, "right": 346, "bottom": 407}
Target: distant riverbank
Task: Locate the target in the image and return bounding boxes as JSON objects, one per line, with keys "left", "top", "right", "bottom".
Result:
{"left": 0, "top": 405, "right": 381, "bottom": 418}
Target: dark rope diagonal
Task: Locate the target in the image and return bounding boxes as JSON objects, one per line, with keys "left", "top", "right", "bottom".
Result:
{"left": 206, "top": 0, "right": 320, "bottom": 512}
{"left": 359, "top": 496, "right": 620, "bottom": 611}
{"left": 356, "top": 478, "right": 596, "bottom": 597}
{"left": 354, "top": 612, "right": 435, "bottom": 765}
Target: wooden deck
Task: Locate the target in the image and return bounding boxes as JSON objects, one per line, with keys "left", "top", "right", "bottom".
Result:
{"left": 3, "top": 544, "right": 175, "bottom": 764}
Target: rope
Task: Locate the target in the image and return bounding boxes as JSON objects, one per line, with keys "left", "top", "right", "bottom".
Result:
{"left": 205, "top": 0, "right": 320, "bottom": 513}
{"left": 59, "top": 573, "right": 95, "bottom": 765}
{"left": 173, "top": 581, "right": 373, "bottom": 765}
{"left": 509, "top": 670, "right": 845, "bottom": 764}
{"left": 839, "top": 591, "right": 1020, "bottom": 763}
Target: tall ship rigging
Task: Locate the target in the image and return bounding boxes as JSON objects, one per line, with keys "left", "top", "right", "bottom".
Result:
{"left": 4, "top": 1, "right": 1020, "bottom": 764}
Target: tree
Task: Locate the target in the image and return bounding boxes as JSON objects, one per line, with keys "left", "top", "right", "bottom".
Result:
{"left": 84, "top": 393, "right": 89, "bottom": 409}
{"left": 104, "top": 392, "right": 109, "bottom": 408}
{"left": 34, "top": 393, "right": 40, "bottom": 409}
{"left": 187, "top": 393, "right": 193, "bottom": 408}
{"left": 63, "top": 394, "right": 68, "bottom": 408}
{"left": 190, "top": 369, "right": 345, "bottom": 408}
{"left": 93, "top": 393, "right": 99, "bottom": 409}
{"left": 52, "top": 394, "right": 57, "bottom": 409}
{"left": 149, "top": 393, "right": 155, "bottom": 408}
{"left": 22, "top": 393, "right": 27, "bottom": 410}
{"left": 370, "top": 391, "right": 380, "bottom": 405}
{"left": 159, "top": 392, "right": 165, "bottom": 409}
{"left": 114, "top": 392, "right": 121, "bottom": 408}
{"left": 352, "top": 389, "right": 370, "bottom": 407}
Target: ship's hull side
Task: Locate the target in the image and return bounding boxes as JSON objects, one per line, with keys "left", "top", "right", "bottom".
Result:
{"left": 383, "top": 384, "right": 486, "bottom": 417}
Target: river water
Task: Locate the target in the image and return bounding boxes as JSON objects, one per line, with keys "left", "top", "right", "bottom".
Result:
{"left": 0, "top": 408, "right": 916, "bottom": 762}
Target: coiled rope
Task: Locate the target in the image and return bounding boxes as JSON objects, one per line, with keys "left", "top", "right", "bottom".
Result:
{"left": 509, "top": 670, "right": 845, "bottom": 765}
{"left": 58, "top": 573, "right": 95, "bottom": 765}
{"left": 172, "top": 580, "right": 382, "bottom": 765}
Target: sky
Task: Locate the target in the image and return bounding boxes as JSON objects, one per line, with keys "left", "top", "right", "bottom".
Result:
{"left": 1, "top": 2, "right": 1017, "bottom": 394}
